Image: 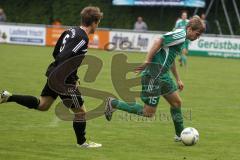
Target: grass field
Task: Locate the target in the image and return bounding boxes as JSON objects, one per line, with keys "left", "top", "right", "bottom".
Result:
{"left": 0, "top": 44, "right": 240, "bottom": 160}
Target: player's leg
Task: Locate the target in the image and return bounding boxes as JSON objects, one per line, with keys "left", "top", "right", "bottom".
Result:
{"left": 38, "top": 96, "right": 55, "bottom": 111}
{"left": 179, "top": 55, "right": 183, "bottom": 67}
{"left": 183, "top": 40, "right": 189, "bottom": 67}
{"left": 0, "top": 81, "right": 57, "bottom": 111}
{"left": 179, "top": 49, "right": 187, "bottom": 67}
{"left": 60, "top": 92, "right": 101, "bottom": 148}
{"left": 37, "top": 81, "right": 60, "bottom": 110}
{"left": 109, "top": 98, "right": 157, "bottom": 116}
{"left": 179, "top": 40, "right": 189, "bottom": 67}
{"left": 181, "top": 48, "right": 188, "bottom": 67}
{"left": 0, "top": 90, "right": 40, "bottom": 109}
{"left": 105, "top": 95, "right": 159, "bottom": 121}
{"left": 164, "top": 91, "right": 184, "bottom": 139}
{"left": 105, "top": 74, "right": 160, "bottom": 120}
{"left": 141, "top": 96, "right": 159, "bottom": 117}
{"left": 0, "top": 92, "right": 55, "bottom": 111}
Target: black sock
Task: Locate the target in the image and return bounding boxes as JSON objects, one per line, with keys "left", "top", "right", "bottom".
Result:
{"left": 73, "top": 121, "right": 86, "bottom": 145}
{"left": 7, "top": 95, "right": 40, "bottom": 109}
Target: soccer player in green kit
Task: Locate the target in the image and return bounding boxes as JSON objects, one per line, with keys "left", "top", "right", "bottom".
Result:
{"left": 105, "top": 16, "right": 205, "bottom": 141}
{"left": 175, "top": 11, "right": 190, "bottom": 67}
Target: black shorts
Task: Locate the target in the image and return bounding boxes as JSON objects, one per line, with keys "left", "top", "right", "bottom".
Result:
{"left": 40, "top": 81, "right": 84, "bottom": 108}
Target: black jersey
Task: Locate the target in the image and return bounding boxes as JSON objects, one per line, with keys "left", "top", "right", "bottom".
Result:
{"left": 46, "top": 27, "right": 89, "bottom": 83}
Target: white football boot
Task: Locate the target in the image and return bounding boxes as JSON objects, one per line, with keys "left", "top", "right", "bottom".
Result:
{"left": 0, "top": 90, "right": 12, "bottom": 104}
{"left": 174, "top": 135, "right": 182, "bottom": 142}
{"left": 77, "top": 141, "right": 102, "bottom": 148}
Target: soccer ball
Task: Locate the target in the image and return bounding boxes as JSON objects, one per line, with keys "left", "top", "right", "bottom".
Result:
{"left": 180, "top": 127, "right": 199, "bottom": 146}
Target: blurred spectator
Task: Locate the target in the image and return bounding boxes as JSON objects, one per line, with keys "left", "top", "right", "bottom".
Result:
{"left": 0, "top": 8, "right": 7, "bottom": 22}
{"left": 175, "top": 11, "right": 189, "bottom": 29}
{"left": 52, "top": 18, "right": 62, "bottom": 27}
{"left": 134, "top": 16, "right": 148, "bottom": 31}
{"left": 175, "top": 11, "right": 189, "bottom": 67}
{"left": 200, "top": 13, "right": 210, "bottom": 33}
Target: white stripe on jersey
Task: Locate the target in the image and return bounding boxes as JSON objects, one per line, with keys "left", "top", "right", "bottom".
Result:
{"left": 165, "top": 29, "right": 183, "bottom": 36}
{"left": 72, "top": 40, "right": 86, "bottom": 53}
{"left": 173, "top": 30, "right": 186, "bottom": 36}
{"left": 165, "top": 38, "right": 185, "bottom": 47}
{"left": 161, "top": 47, "right": 170, "bottom": 68}
{"left": 173, "top": 32, "right": 186, "bottom": 39}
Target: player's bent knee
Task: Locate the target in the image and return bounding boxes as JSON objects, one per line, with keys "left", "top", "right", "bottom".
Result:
{"left": 37, "top": 96, "right": 54, "bottom": 111}
{"left": 38, "top": 103, "right": 51, "bottom": 111}
{"left": 38, "top": 101, "right": 52, "bottom": 111}
{"left": 172, "top": 99, "right": 182, "bottom": 107}
{"left": 143, "top": 105, "right": 156, "bottom": 117}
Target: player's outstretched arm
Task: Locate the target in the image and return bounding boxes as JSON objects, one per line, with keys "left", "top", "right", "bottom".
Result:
{"left": 135, "top": 38, "right": 163, "bottom": 73}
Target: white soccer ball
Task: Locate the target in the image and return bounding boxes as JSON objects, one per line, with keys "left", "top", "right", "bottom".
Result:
{"left": 180, "top": 127, "right": 199, "bottom": 146}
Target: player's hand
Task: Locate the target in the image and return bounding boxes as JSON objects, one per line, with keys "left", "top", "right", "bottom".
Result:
{"left": 177, "top": 80, "right": 184, "bottom": 91}
{"left": 134, "top": 62, "right": 148, "bottom": 74}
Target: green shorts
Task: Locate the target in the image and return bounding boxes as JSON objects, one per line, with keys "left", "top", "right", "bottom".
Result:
{"left": 140, "top": 73, "right": 178, "bottom": 107}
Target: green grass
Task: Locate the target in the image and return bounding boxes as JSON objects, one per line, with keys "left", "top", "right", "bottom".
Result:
{"left": 0, "top": 44, "right": 240, "bottom": 160}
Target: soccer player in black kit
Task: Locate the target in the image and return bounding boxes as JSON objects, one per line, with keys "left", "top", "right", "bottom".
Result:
{"left": 0, "top": 6, "right": 103, "bottom": 148}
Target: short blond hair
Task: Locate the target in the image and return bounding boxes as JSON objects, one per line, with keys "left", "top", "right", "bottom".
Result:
{"left": 187, "top": 15, "right": 205, "bottom": 33}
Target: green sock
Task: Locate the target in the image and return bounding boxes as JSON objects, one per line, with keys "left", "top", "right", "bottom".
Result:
{"left": 170, "top": 107, "right": 184, "bottom": 137}
{"left": 111, "top": 99, "right": 143, "bottom": 116}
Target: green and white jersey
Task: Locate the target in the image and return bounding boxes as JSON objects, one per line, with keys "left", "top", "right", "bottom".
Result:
{"left": 143, "top": 29, "right": 186, "bottom": 78}
{"left": 175, "top": 19, "right": 189, "bottom": 29}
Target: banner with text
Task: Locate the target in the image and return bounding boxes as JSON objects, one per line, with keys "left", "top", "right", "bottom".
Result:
{"left": 189, "top": 36, "right": 240, "bottom": 58}
{"left": 0, "top": 24, "right": 46, "bottom": 45}
{"left": 1, "top": 23, "right": 240, "bottom": 59}
{"left": 109, "top": 31, "right": 240, "bottom": 58}
{"left": 109, "top": 31, "right": 160, "bottom": 52}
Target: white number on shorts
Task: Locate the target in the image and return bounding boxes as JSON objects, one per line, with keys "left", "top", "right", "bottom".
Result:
{"left": 149, "top": 97, "right": 158, "bottom": 105}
